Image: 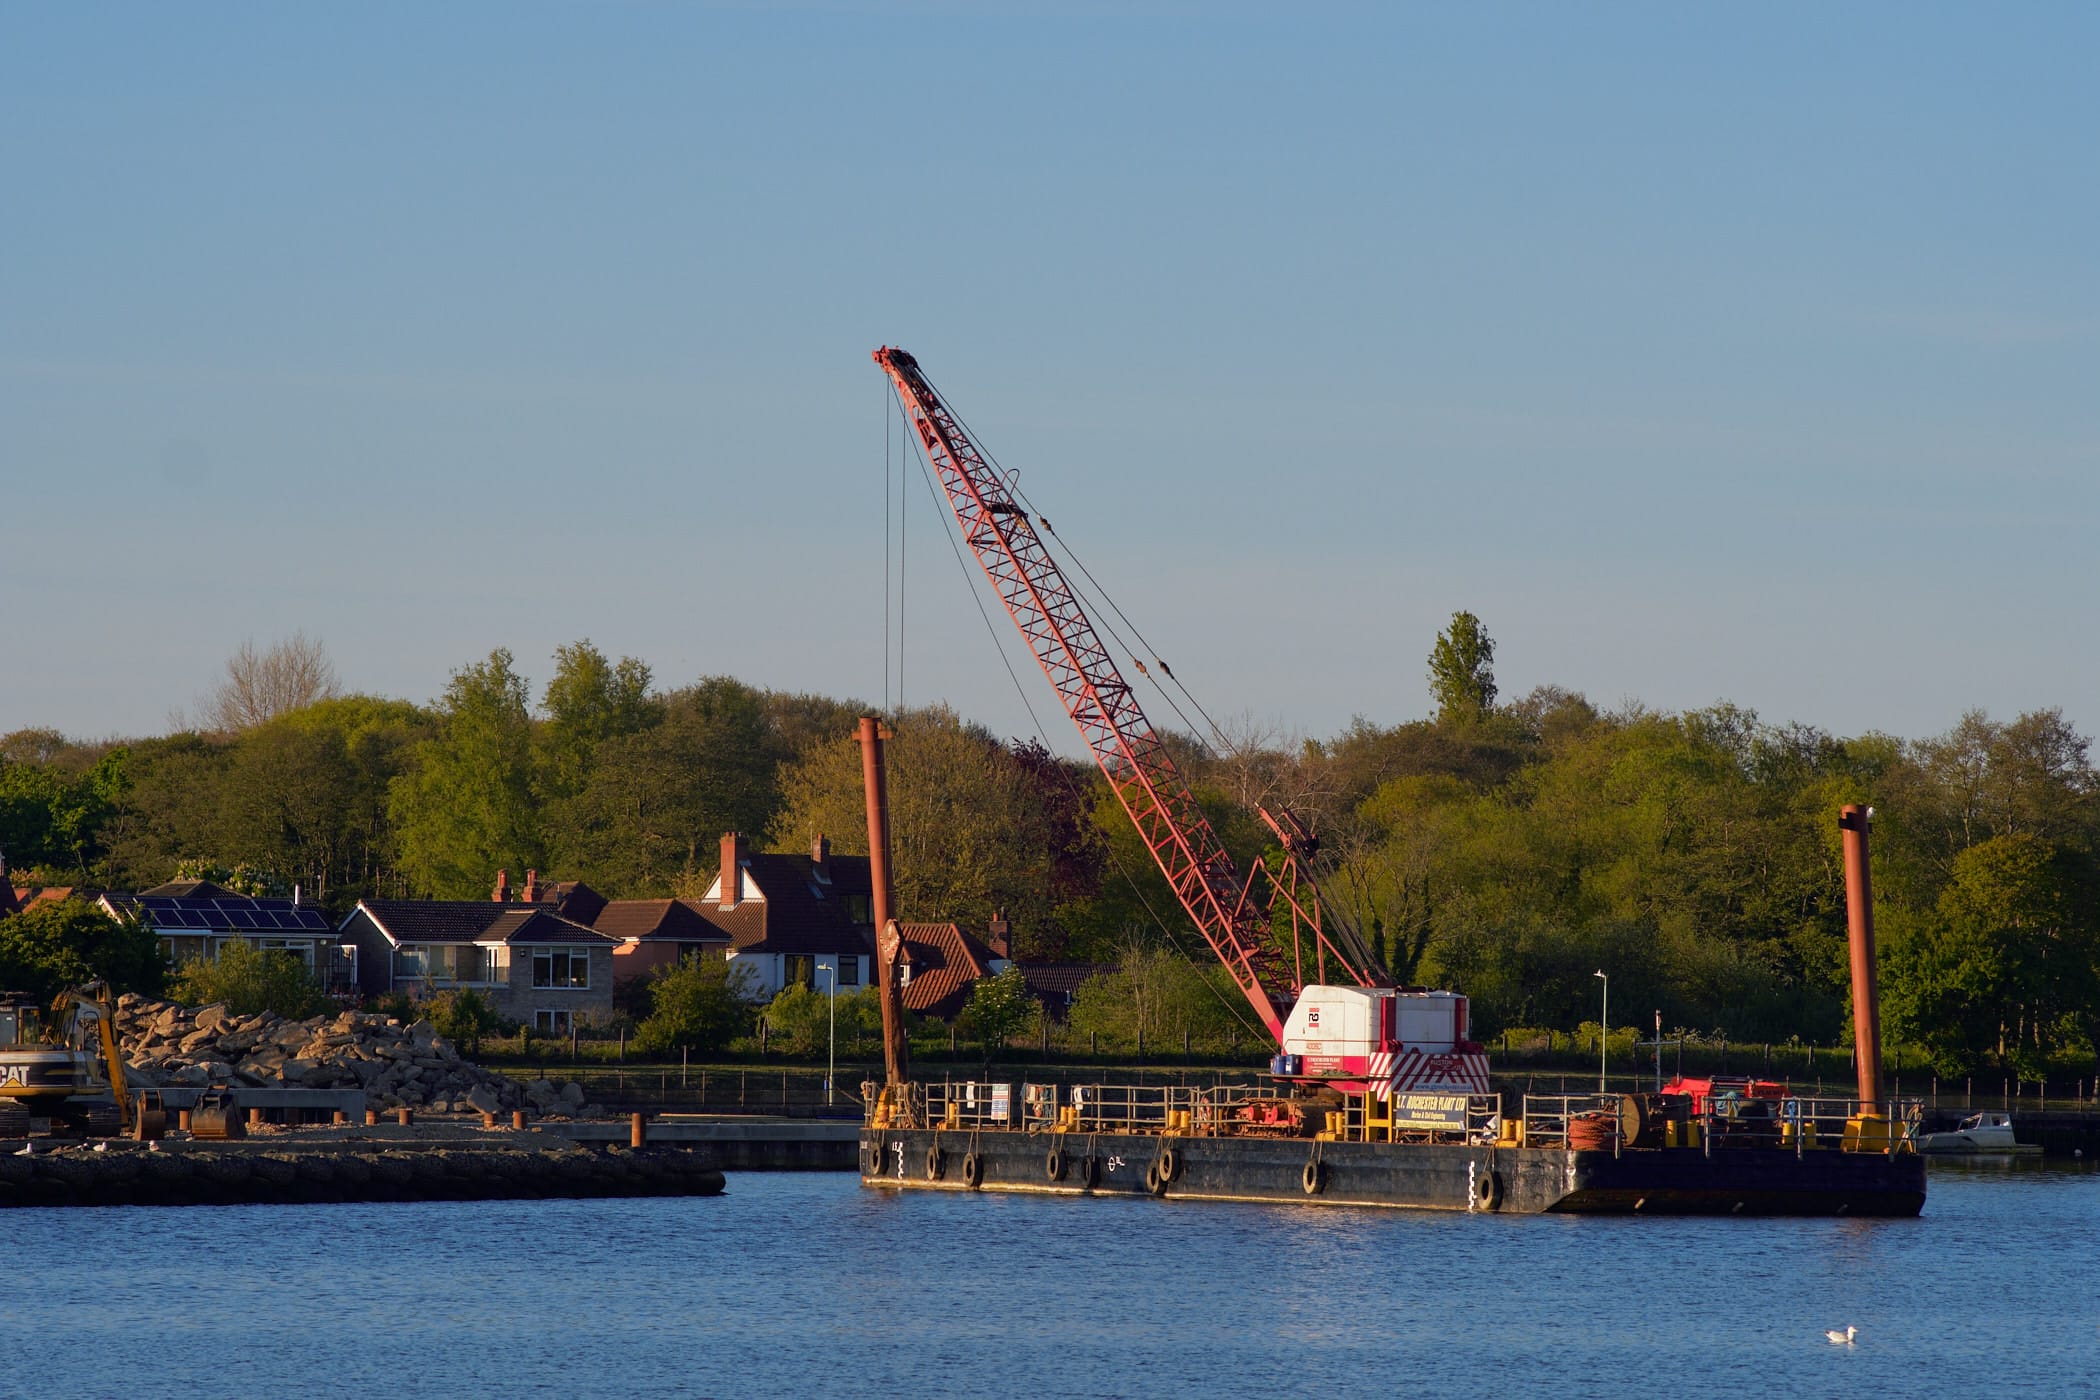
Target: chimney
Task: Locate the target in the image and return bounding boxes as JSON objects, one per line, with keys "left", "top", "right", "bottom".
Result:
{"left": 522, "top": 869, "right": 540, "bottom": 903}
{"left": 719, "top": 833, "right": 747, "bottom": 911}
{"left": 492, "top": 869, "right": 510, "bottom": 903}
{"left": 811, "top": 833, "right": 829, "bottom": 879}
{"left": 986, "top": 910, "right": 1011, "bottom": 960}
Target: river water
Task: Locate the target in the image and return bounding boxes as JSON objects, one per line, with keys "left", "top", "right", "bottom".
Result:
{"left": 8, "top": 1160, "right": 2095, "bottom": 1399}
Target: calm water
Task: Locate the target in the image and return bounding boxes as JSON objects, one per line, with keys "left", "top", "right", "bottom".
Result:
{"left": 7, "top": 1161, "right": 2096, "bottom": 1399}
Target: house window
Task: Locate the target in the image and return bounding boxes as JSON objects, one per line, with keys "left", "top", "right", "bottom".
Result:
{"left": 783, "top": 955, "right": 815, "bottom": 990}
{"left": 532, "top": 947, "right": 591, "bottom": 990}
{"left": 840, "top": 895, "right": 871, "bottom": 924}
{"left": 535, "top": 1009, "right": 573, "bottom": 1035}
{"left": 837, "top": 956, "right": 860, "bottom": 987}
{"left": 396, "top": 945, "right": 508, "bottom": 986}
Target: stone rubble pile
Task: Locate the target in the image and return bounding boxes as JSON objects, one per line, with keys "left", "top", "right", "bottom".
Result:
{"left": 113, "top": 994, "right": 602, "bottom": 1118}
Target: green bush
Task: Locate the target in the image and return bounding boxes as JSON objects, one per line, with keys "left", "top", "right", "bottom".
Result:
{"left": 172, "top": 940, "right": 327, "bottom": 1019}
{"left": 427, "top": 987, "right": 500, "bottom": 1056}
{"left": 0, "top": 900, "right": 166, "bottom": 1002}
{"left": 635, "top": 953, "right": 756, "bottom": 1056}
{"left": 959, "top": 967, "right": 1039, "bottom": 1055}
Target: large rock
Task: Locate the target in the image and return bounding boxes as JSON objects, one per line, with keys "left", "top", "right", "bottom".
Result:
{"left": 465, "top": 1084, "right": 503, "bottom": 1116}
{"left": 194, "top": 1004, "right": 232, "bottom": 1034}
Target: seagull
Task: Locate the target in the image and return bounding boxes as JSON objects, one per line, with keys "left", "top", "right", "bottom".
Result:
{"left": 1825, "top": 1326, "right": 1857, "bottom": 1345}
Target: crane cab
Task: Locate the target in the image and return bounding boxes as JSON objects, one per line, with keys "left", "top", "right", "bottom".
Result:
{"left": 1275, "top": 986, "right": 1489, "bottom": 1096}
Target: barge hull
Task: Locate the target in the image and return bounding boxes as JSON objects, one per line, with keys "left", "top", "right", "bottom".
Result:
{"left": 860, "top": 1130, "right": 1924, "bottom": 1216}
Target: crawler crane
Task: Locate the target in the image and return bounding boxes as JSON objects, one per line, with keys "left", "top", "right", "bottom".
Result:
{"left": 873, "top": 347, "right": 1488, "bottom": 1104}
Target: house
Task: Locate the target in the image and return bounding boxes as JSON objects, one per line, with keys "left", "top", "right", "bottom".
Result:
{"left": 588, "top": 899, "right": 731, "bottom": 987}
{"left": 337, "top": 899, "right": 616, "bottom": 1034}
{"left": 696, "top": 833, "right": 874, "bottom": 999}
{"left": 1, "top": 851, "right": 96, "bottom": 917}
{"left": 894, "top": 921, "right": 1014, "bottom": 1020}
{"left": 100, "top": 884, "right": 354, "bottom": 993}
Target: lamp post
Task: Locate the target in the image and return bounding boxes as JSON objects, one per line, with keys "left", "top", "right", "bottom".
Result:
{"left": 816, "top": 963, "right": 837, "bottom": 1107}
{"left": 1593, "top": 970, "right": 1608, "bottom": 1093}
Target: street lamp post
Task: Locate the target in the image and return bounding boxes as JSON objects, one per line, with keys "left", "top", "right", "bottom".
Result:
{"left": 817, "top": 963, "right": 837, "bottom": 1107}
{"left": 1593, "top": 970, "right": 1608, "bottom": 1093}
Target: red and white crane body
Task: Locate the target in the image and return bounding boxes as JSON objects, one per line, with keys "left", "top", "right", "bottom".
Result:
{"left": 872, "top": 347, "right": 1488, "bottom": 1099}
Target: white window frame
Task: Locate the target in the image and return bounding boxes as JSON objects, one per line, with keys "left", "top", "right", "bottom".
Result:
{"left": 534, "top": 1009, "right": 574, "bottom": 1035}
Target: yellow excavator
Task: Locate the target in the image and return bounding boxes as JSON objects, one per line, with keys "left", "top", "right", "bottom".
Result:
{"left": 0, "top": 981, "right": 130, "bottom": 1138}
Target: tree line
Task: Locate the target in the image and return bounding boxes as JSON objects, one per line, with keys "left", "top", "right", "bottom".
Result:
{"left": 3, "top": 623, "right": 2095, "bottom": 1076}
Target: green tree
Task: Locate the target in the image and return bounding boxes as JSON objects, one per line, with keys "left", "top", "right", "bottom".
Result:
{"left": 171, "top": 940, "right": 327, "bottom": 1019}
{"left": 1067, "top": 942, "right": 1245, "bottom": 1053}
{"left": 554, "top": 678, "right": 780, "bottom": 895}
{"left": 634, "top": 953, "right": 757, "bottom": 1055}
{"left": 959, "top": 966, "right": 1039, "bottom": 1055}
{"left": 1427, "top": 611, "right": 1497, "bottom": 726}
{"left": 389, "top": 649, "right": 544, "bottom": 898}
{"left": 216, "top": 719, "right": 359, "bottom": 902}
{"left": 0, "top": 900, "right": 167, "bottom": 1001}
{"left": 772, "top": 705, "right": 1057, "bottom": 941}
{"left": 538, "top": 640, "right": 657, "bottom": 802}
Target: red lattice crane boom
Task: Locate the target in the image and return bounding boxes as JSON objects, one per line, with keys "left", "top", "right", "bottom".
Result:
{"left": 873, "top": 346, "right": 1385, "bottom": 1045}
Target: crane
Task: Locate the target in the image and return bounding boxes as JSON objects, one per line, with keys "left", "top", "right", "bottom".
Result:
{"left": 873, "top": 347, "right": 1488, "bottom": 1099}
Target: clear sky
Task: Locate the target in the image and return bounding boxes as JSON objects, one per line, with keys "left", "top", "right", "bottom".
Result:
{"left": 4, "top": 4, "right": 2094, "bottom": 753}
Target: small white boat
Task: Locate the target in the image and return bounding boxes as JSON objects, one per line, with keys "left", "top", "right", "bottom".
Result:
{"left": 1915, "top": 1111, "right": 2042, "bottom": 1156}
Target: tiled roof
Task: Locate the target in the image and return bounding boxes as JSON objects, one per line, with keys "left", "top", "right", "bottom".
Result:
{"left": 897, "top": 921, "right": 1001, "bottom": 1019}
{"left": 591, "top": 899, "right": 728, "bottom": 944}
{"left": 353, "top": 901, "right": 614, "bottom": 947}
{"left": 139, "top": 880, "right": 245, "bottom": 900}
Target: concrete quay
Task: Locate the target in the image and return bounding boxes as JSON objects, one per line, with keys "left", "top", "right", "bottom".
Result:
{"left": 541, "top": 1114, "right": 860, "bottom": 1170}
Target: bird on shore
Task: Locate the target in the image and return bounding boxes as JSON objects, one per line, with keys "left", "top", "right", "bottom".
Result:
{"left": 1825, "top": 1326, "right": 1857, "bottom": 1345}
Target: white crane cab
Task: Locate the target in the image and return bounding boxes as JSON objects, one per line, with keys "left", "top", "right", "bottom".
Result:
{"left": 1274, "top": 986, "right": 1490, "bottom": 1096}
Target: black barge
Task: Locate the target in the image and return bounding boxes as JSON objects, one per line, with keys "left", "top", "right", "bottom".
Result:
{"left": 858, "top": 1081, "right": 1926, "bottom": 1217}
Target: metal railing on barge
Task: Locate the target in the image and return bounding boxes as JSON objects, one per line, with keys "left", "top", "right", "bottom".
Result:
{"left": 867, "top": 1079, "right": 1923, "bottom": 1156}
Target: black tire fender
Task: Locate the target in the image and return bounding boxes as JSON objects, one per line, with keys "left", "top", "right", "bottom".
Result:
{"left": 1302, "top": 1159, "right": 1325, "bottom": 1196}
{"left": 924, "top": 1145, "right": 944, "bottom": 1182}
{"left": 961, "top": 1151, "right": 984, "bottom": 1189}
{"left": 1157, "top": 1145, "right": 1180, "bottom": 1182}
{"left": 1044, "top": 1147, "right": 1066, "bottom": 1183}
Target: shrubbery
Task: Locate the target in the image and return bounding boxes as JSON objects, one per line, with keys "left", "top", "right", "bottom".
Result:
{"left": 172, "top": 939, "right": 327, "bottom": 1019}
{"left": 635, "top": 953, "right": 757, "bottom": 1055}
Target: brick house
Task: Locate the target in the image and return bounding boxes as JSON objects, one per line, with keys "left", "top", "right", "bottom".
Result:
{"left": 101, "top": 883, "right": 354, "bottom": 993}
{"left": 894, "top": 921, "right": 1014, "bottom": 1019}
{"left": 337, "top": 899, "right": 616, "bottom": 1034}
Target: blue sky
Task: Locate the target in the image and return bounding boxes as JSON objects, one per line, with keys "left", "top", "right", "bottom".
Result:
{"left": 4, "top": 4, "right": 2094, "bottom": 752}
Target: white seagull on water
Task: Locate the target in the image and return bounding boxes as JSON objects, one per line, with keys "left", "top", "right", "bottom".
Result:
{"left": 1825, "top": 1326, "right": 1857, "bottom": 1345}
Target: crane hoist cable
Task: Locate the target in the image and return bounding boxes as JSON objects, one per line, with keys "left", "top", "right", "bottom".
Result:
{"left": 928, "top": 377, "right": 1243, "bottom": 763}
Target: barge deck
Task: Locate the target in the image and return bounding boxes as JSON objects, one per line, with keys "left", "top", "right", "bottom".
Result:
{"left": 857, "top": 1081, "right": 1926, "bottom": 1217}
